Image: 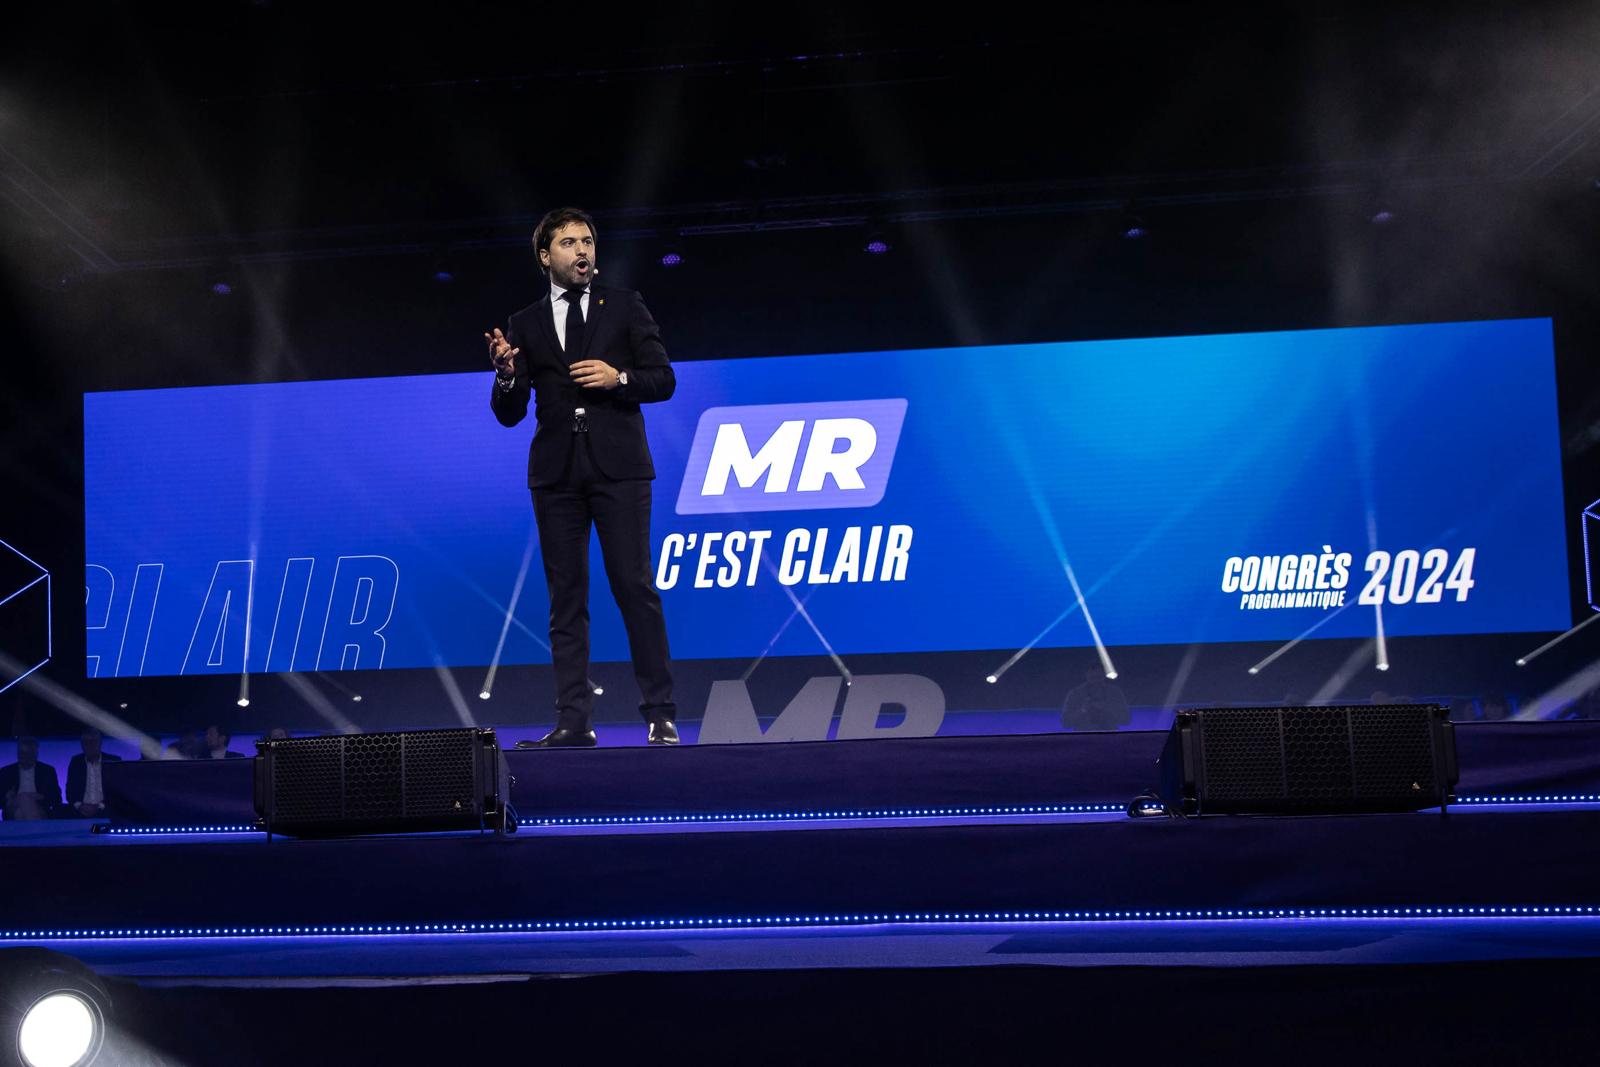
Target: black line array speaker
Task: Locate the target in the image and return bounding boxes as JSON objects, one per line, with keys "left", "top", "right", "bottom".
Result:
{"left": 254, "top": 727, "right": 509, "bottom": 837}
{"left": 1155, "top": 704, "right": 1458, "bottom": 816}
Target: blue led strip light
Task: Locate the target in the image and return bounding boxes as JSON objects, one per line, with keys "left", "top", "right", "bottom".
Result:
{"left": 101, "top": 825, "right": 260, "bottom": 836}
{"left": 1453, "top": 794, "right": 1600, "bottom": 805}
{"left": 525, "top": 803, "right": 1126, "bottom": 826}
{"left": 95, "top": 795, "right": 1600, "bottom": 837}
{"left": 3, "top": 906, "right": 1599, "bottom": 942}
{"left": 101, "top": 804, "right": 1127, "bottom": 837}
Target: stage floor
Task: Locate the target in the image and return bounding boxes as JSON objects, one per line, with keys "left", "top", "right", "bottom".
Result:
{"left": 6, "top": 724, "right": 1599, "bottom": 987}
{"left": 5, "top": 802, "right": 1600, "bottom": 982}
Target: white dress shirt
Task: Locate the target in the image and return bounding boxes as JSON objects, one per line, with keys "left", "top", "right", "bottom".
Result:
{"left": 83, "top": 759, "right": 105, "bottom": 807}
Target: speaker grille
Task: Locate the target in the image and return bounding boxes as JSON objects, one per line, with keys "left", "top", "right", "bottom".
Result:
{"left": 401, "top": 730, "right": 478, "bottom": 817}
{"left": 1350, "top": 705, "right": 1437, "bottom": 797}
{"left": 271, "top": 736, "right": 344, "bottom": 822}
{"left": 1283, "top": 707, "right": 1354, "bottom": 802}
{"left": 345, "top": 733, "right": 404, "bottom": 820}
{"left": 1198, "top": 709, "right": 1282, "bottom": 804}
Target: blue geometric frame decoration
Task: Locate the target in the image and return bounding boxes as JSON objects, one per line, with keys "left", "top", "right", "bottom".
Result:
{"left": 0, "top": 537, "right": 51, "bottom": 694}
{"left": 1586, "top": 500, "right": 1600, "bottom": 613}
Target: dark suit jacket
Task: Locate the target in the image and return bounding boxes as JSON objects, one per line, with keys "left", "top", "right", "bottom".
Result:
{"left": 65, "top": 753, "right": 123, "bottom": 807}
{"left": 0, "top": 760, "right": 62, "bottom": 818}
{"left": 491, "top": 284, "right": 676, "bottom": 487}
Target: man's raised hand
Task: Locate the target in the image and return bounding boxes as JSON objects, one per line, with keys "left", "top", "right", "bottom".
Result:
{"left": 485, "top": 328, "right": 519, "bottom": 377}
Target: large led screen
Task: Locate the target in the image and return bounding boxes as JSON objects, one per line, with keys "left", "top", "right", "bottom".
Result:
{"left": 84, "top": 317, "right": 1569, "bottom": 677}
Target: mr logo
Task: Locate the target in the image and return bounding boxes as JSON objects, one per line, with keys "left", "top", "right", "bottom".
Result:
{"left": 676, "top": 399, "right": 908, "bottom": 515}
{"left": 698, "top": 673, "right": 945, "bottom": 744}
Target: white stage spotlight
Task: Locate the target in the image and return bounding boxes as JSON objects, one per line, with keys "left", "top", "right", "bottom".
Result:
{"left": 2, "top": 949, "right": 111, "bottom": 1067}
{"left": 18, "top": 992, "right": 99, "bottom": 1067}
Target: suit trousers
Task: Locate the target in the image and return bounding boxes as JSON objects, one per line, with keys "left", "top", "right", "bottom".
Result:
{"left": 531, "top": 430, "right": 676, "bottom": 727}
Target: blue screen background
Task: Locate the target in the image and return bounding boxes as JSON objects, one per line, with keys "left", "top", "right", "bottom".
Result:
{"left": 83, "top": 317, "right": 1570, "bottom": 677}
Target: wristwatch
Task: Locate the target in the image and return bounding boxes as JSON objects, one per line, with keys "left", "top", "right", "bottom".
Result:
{"left": 616, "top": 370, "right": 629, "bottom": 389}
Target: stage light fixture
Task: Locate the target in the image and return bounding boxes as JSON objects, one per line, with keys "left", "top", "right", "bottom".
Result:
{"left": 1115, "top": 200, "right": 1148, "bottom": 240}
{"left": 658, "top": 248, "right": 684, "bottom": 268}
{"left": 1369, "top": 208, "right": 1396, "bottom": 226}
{"left": 985, "top": 675, "right": 997, "bottom": 684}
{"left": 236, "top": 698, "right": 250, "bottom": 708}
{"left": 18, "top": 994, "right": 96, "bottom": 1067}
{"left": 210, "top": 281, "right": 233, "bottom": 296}
{"left": 351, "top": 695, "right": 363, "bottom": 703}
{"left": 430, "top": 247, "right": 458, "bottom": 283}
{"left": 478, "top": 691, "right": 491, "bottom": 700}
{"left": 0, "top": 949, "right": 111, "bottom": 1067}
{"left": 593, "top": 686, "right": 604, "bottom": 696}
{"left": 862, "top": 232, "right": 891, "bottom": 255}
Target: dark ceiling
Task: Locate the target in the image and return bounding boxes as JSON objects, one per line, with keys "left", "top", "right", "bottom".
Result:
{"left": 4, "top": 1, "right": 1597, "bottom": 279}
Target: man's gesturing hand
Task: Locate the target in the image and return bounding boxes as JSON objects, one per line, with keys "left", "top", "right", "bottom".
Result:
{"left": 485, "top": 328, "right": 519, "bottom": 377}
{"left": 570, "top": 359, "right": 620, "bottom": 390}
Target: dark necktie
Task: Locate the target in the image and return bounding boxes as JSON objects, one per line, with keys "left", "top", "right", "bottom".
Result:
{"left": 562, "top": 288, "right": 585, "bottom": 362}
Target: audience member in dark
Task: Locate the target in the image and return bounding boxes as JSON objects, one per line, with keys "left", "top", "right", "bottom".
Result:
{"left": 266, "top": 727, "right": 290, "bottom": 741}
{"left": 1449, "top": 697, "right": 1481, "bottom": 723}
{"left": 1, "top": 736, "right": 62, "bottom": 820}
{"left": 1060, "top": 667, "right": 1131, "bottom": 731}
{"left": 205, "top": 725, "right": 245, "bottom": 758}
{"left": 65, "top": 728, "right": 121, "bottom": 818}
{"left": 1481, "top": 695, "right": 1513, "bottom": 721}
{"left": 165, "top": 731, "right": 203, "bottom": 759}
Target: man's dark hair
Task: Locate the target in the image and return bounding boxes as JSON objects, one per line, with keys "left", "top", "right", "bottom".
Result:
{"left": 533, "top": 207, "right": 597, "bottom": 268}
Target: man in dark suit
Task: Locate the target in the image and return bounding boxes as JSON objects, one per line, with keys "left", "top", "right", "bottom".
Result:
{"left": 203, "top": 725, "right": 245, "bottom": 759}
{"left": 65, "top": 727, "right": 122, "bottom": 818}
{"left": 1, "top": 736, "right": 62, "bottom": 820}
{"left": 486, "top": 206, "right": 679, "bottom": 747}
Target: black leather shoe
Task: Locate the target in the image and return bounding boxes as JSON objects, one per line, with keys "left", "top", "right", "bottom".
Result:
{"left": 647, "top": 719, "right": 680, "bottom": 746}
{"left": 516, "top": 726, "right": 597, "bottom": 749}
